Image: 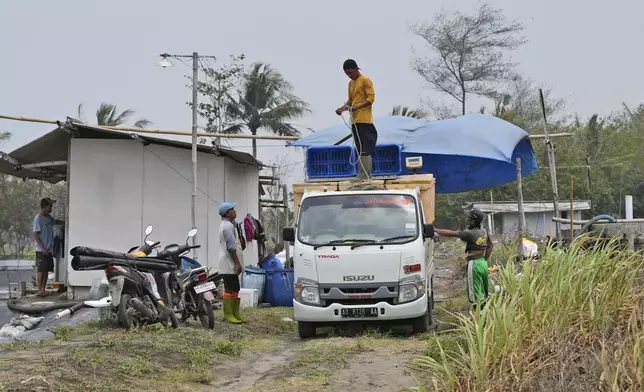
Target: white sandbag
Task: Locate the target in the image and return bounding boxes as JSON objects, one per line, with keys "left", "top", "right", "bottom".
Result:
{"left": 522, "top": 238, "right": 539, "bottom": 258}
{"left": 0, "top": 315, "right": 44, "bottom": 338}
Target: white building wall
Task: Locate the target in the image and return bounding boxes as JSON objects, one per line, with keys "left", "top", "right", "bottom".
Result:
{"left": 500, "top": 210, "right": 584, "bottom": 240}
{"left": 67, "top": 138, "right": 258, "bottom": 289}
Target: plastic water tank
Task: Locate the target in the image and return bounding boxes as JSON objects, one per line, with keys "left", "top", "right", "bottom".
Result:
{"left": 242, "top": 266, "right": 266, "bottom": 304}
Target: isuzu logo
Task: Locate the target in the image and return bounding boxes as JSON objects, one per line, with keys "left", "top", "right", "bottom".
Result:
{"left": 343, "top": 275, "right": 375, "bottom": 281}
{"left": 318, "top": 255, "right": 339, "bottom": 259}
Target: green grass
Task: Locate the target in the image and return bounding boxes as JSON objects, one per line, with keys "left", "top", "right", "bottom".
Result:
{"left": 0, "top": 307, "right": 297, "bottom": 392}
{"left": 410, "top": 236, "right": 644, "bottom": 391}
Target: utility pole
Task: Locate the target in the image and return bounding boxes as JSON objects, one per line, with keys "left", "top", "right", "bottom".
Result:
{"left": 159, "top": 52, "right": 217, "bottom": 259}
{"left": 516, "top": 158, "right": 525, "bottom": 262}
{"left": 539, "top": 89, "right": 561, "bottom": 240}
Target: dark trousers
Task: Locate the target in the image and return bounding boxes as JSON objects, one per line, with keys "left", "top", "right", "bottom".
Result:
{"left": 351, "top": 123, "right": 378, "bottom": 156}
{"left": 222, "top": 274, "right": 240, "bottom": 294}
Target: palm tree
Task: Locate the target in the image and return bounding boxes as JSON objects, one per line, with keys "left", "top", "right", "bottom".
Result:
{"left": 0, "top": 131, "right": 10, "bottom": 144}
{"left": 390, "top": 105, "right": 427, "bottom": 119}
{"left": 225, "top": 62, "right": 310, "bottom": 157}
{"left": 77, "top": 103, "right": 151, "bottom": 128}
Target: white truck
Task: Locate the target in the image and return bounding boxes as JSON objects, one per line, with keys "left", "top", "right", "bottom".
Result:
{"left": 282, "top": 173, "right": 436, "bottom": 339}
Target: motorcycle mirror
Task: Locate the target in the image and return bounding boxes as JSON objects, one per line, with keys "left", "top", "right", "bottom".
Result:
{"left": 144, "top": 225, "right": 153, "bottom": 236}
{"left": 188, "top": 228, "right": 198, "bottom": 238}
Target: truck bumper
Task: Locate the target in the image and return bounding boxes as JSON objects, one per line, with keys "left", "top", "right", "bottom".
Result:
{"left": 293, "top": 293, "right": 428, "bottom": 323}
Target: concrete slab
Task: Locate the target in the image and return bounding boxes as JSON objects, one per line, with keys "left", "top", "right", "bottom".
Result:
{"left": 0, "top": 293, "right": 99, "bottom": 342}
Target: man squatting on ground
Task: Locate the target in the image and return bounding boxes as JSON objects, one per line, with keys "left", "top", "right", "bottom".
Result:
{"left": 218, "top": 201, "right": 246, "bottom": 324}
{"left": 435, "top": 208, "right": 494, "bottom": 307}
{"left": 33, "top": 197, "right": 62, "bottom": 297}
{"left": 336, "top": 59, "right": 378, "bottom": 180}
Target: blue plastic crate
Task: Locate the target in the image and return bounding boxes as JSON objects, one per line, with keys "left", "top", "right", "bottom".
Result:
{"left": 306, "top": 145, "right": 355, "bottom": 178}
{"left": 350, "top": 144, "right": 403, "bottom": 176}
{"left": 372, "top": 144, "right": 403, "bottom": 176}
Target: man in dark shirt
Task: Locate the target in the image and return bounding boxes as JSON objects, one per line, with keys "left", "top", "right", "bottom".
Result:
{"left": 435, "top": 208, "right": 494, "bottom": 306}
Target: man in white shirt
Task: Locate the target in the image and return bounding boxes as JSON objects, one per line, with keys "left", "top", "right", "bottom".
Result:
{"left": 33, "top": 198, "right": 57, "bottom": 297}
{"left": 218, "top": 202, "right": 245, "bottom": 324}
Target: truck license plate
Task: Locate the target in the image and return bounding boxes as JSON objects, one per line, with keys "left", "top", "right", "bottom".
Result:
{"left": 341, "top": 307, "right": 378, "bottom": 318}
{"left": 194, "top": 281, "right": 216, "bottom": 294}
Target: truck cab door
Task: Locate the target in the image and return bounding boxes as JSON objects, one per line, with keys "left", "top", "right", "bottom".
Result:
{"left": 416, "top": 190, "right": 435, "bottom": 287}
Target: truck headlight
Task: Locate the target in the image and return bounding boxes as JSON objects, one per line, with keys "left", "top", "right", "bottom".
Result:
{"left": 399, "top": 285, "right": 418, "bottom": 303}
{"left": 295, "top": 278, "right": 321, "bottom": 306}
{"left": 398, "top": 275, "right": 425, "bottom": 304}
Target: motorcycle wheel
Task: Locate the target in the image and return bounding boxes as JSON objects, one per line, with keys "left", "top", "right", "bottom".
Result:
{"left": 118, "top": 293, "right": 138, "bottom": 330}
{"left": 197, "top": 295, "right": 215, "bottom": 330}
{"left": 158, "top": 302, "right": 180, "bottom": 329}
{"left": 168, "top": 306, "right": 180, "bottom": 329}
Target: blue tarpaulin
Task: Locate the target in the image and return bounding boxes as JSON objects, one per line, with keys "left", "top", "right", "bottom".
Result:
{"left": 289, "top": 114, "right": 539, "bottom": 193}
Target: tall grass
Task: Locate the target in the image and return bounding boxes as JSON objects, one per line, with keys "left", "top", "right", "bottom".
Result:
{"left": 412, "top": 237, "right": 644, "bottom": 391}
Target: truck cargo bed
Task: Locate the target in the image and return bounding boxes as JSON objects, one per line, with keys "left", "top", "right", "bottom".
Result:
{"left": 293, "top": 174, "right": 435, "bottom": 223}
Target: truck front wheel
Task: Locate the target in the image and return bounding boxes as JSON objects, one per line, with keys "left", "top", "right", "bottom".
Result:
{"left": 411, "top": 296, "right": 434, "bottom": 334}
{"left": 298, "top": 321, "right": 317, "bottom": 339}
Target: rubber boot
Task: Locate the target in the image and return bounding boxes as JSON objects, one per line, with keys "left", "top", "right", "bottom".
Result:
{"left": 354, "top": 155, "right": 373, "bottom": 181}
{"left": 232, "top": 298, "right": 247, "bottom": 323}
{"left": 223, "top": 298, "right": 243, "bottom": 324}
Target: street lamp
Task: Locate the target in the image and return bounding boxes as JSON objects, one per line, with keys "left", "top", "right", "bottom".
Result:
{"left": 158, "top": 55, "right": 173, "bottom": 68}
{"left": 158, "top": 52, "right": 216, "bottom": 259}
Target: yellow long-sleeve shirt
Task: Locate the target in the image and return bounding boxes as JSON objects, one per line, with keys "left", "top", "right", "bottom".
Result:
{"left": 348, "top": 74, "right": 375, "bottom": 124}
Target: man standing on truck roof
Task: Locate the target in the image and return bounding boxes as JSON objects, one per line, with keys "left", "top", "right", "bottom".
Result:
{"left": 335, "top": 59, "right": 378, "bottom": 181}
{"left": 435, "top": 208, "right": 494, "bottom": 308}
{"left": 218, "top": 202, "right": 245, "bottom": 324}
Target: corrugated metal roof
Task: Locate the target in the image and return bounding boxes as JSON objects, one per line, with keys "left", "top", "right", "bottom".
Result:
{"left": 0, "top": 122, "right": 261, "bottom": 183}
{"left": 465, "top": 200, "right": 591, "bottom": 214}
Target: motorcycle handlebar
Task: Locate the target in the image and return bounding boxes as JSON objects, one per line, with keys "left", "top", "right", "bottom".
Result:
{"left": 139, "top": 240, "right": 161, "bottom": 255}
{"left": 157, "top": 244, "right": 201, "bottom": 259}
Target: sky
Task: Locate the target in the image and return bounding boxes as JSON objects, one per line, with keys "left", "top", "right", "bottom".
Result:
{"left": 1, "top": 0, "right": 643, "bottom": 186}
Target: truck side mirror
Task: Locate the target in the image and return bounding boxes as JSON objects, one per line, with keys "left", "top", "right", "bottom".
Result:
{"left": 283, "top": 227, "right": 295, "bottom": 242}
{"left": 422, "top": 223, "right": 435, "bottom": 239}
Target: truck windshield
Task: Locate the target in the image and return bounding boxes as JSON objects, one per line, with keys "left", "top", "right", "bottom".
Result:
{"left": 297, "top": 194, "right": 419, "bottom": 246}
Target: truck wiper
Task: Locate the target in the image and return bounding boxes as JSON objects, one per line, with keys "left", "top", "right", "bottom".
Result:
{"left": 379, "top": 235, "right": 416, "bottom": 243}
{"left": 313, "top": 239, "right": 375, "bottom": 250}
{"left": 350, "top": 235, "right": 416, "bottom": 250}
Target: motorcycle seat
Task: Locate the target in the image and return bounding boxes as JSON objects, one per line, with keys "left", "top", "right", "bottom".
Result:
{"left": 180, "top": 266, "right": 208, "bottom": 282}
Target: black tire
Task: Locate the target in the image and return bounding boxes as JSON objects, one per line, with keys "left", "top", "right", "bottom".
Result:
{"left": 118, "top": 294, "right": 137, "bottom": 330}
{"left": 197, "top": 295, "right": 215, "bottom": 330}
{"left": 168, "top": 305, "right": 180, "bottom": 329}
{"left": 412, "top": 296, "right": 433, "bottom": 334}
{"left": 157, "top": 302, "right": 180, "bottom": 329}
{"left": 298, "top": 321, "right": 316, "bottom": 339}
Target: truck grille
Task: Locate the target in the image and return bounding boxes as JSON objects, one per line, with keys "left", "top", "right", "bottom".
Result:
{"left": 319, "top": 284, "right": 398, "bottom": 307}
{"left": 326, "top": 298, "right": 395, "bottom": 307}
{"left": 322, "top": 286, "right": 396, "bottom": 294}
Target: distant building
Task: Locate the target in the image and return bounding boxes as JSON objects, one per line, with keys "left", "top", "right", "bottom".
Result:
{"left": 464, "top": 200, "right": 591, "bottom": 240}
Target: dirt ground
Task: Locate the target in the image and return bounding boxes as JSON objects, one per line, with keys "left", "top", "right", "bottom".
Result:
{"left": 0, "top": 241, "right": 467, "bottom": 392}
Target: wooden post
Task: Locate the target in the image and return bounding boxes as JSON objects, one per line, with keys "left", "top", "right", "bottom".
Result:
{"left": 19, "top": 282, "right": 27, "bottom": 298}
{"left": 283, "top": 184, "right": 290, "bottom": 266}
{"left": 517, "top": 158, "right": 525, "bottom": 262}
{"left": 540, "top": 89, "right": 562, "bottom": 240}
{"left": 570, "top": 176, "right": 574, "bottom": 243}
{"left": 585, "top": 156, "right": 594, "bottom": 216}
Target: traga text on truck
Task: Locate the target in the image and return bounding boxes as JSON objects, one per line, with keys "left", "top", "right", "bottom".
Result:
{"left": 283, "top": 155, "right": 436, "bottom": 339}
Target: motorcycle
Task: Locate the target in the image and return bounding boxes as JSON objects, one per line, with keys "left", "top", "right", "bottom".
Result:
{"left": 106, "top": 225, "right": 180, "bottom": 329}
{"left": 158, "top": 229, "right": 215, "bottom": 329}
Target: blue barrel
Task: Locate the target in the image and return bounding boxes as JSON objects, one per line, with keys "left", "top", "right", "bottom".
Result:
{"left": 264, "top": 268, "right": 294, "bottom": 307}
{"left": 259, "top": 254, "right": 284, "bottom": 271}
{"left": 242, "top": 266, "right": 266, "bottom": 304}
